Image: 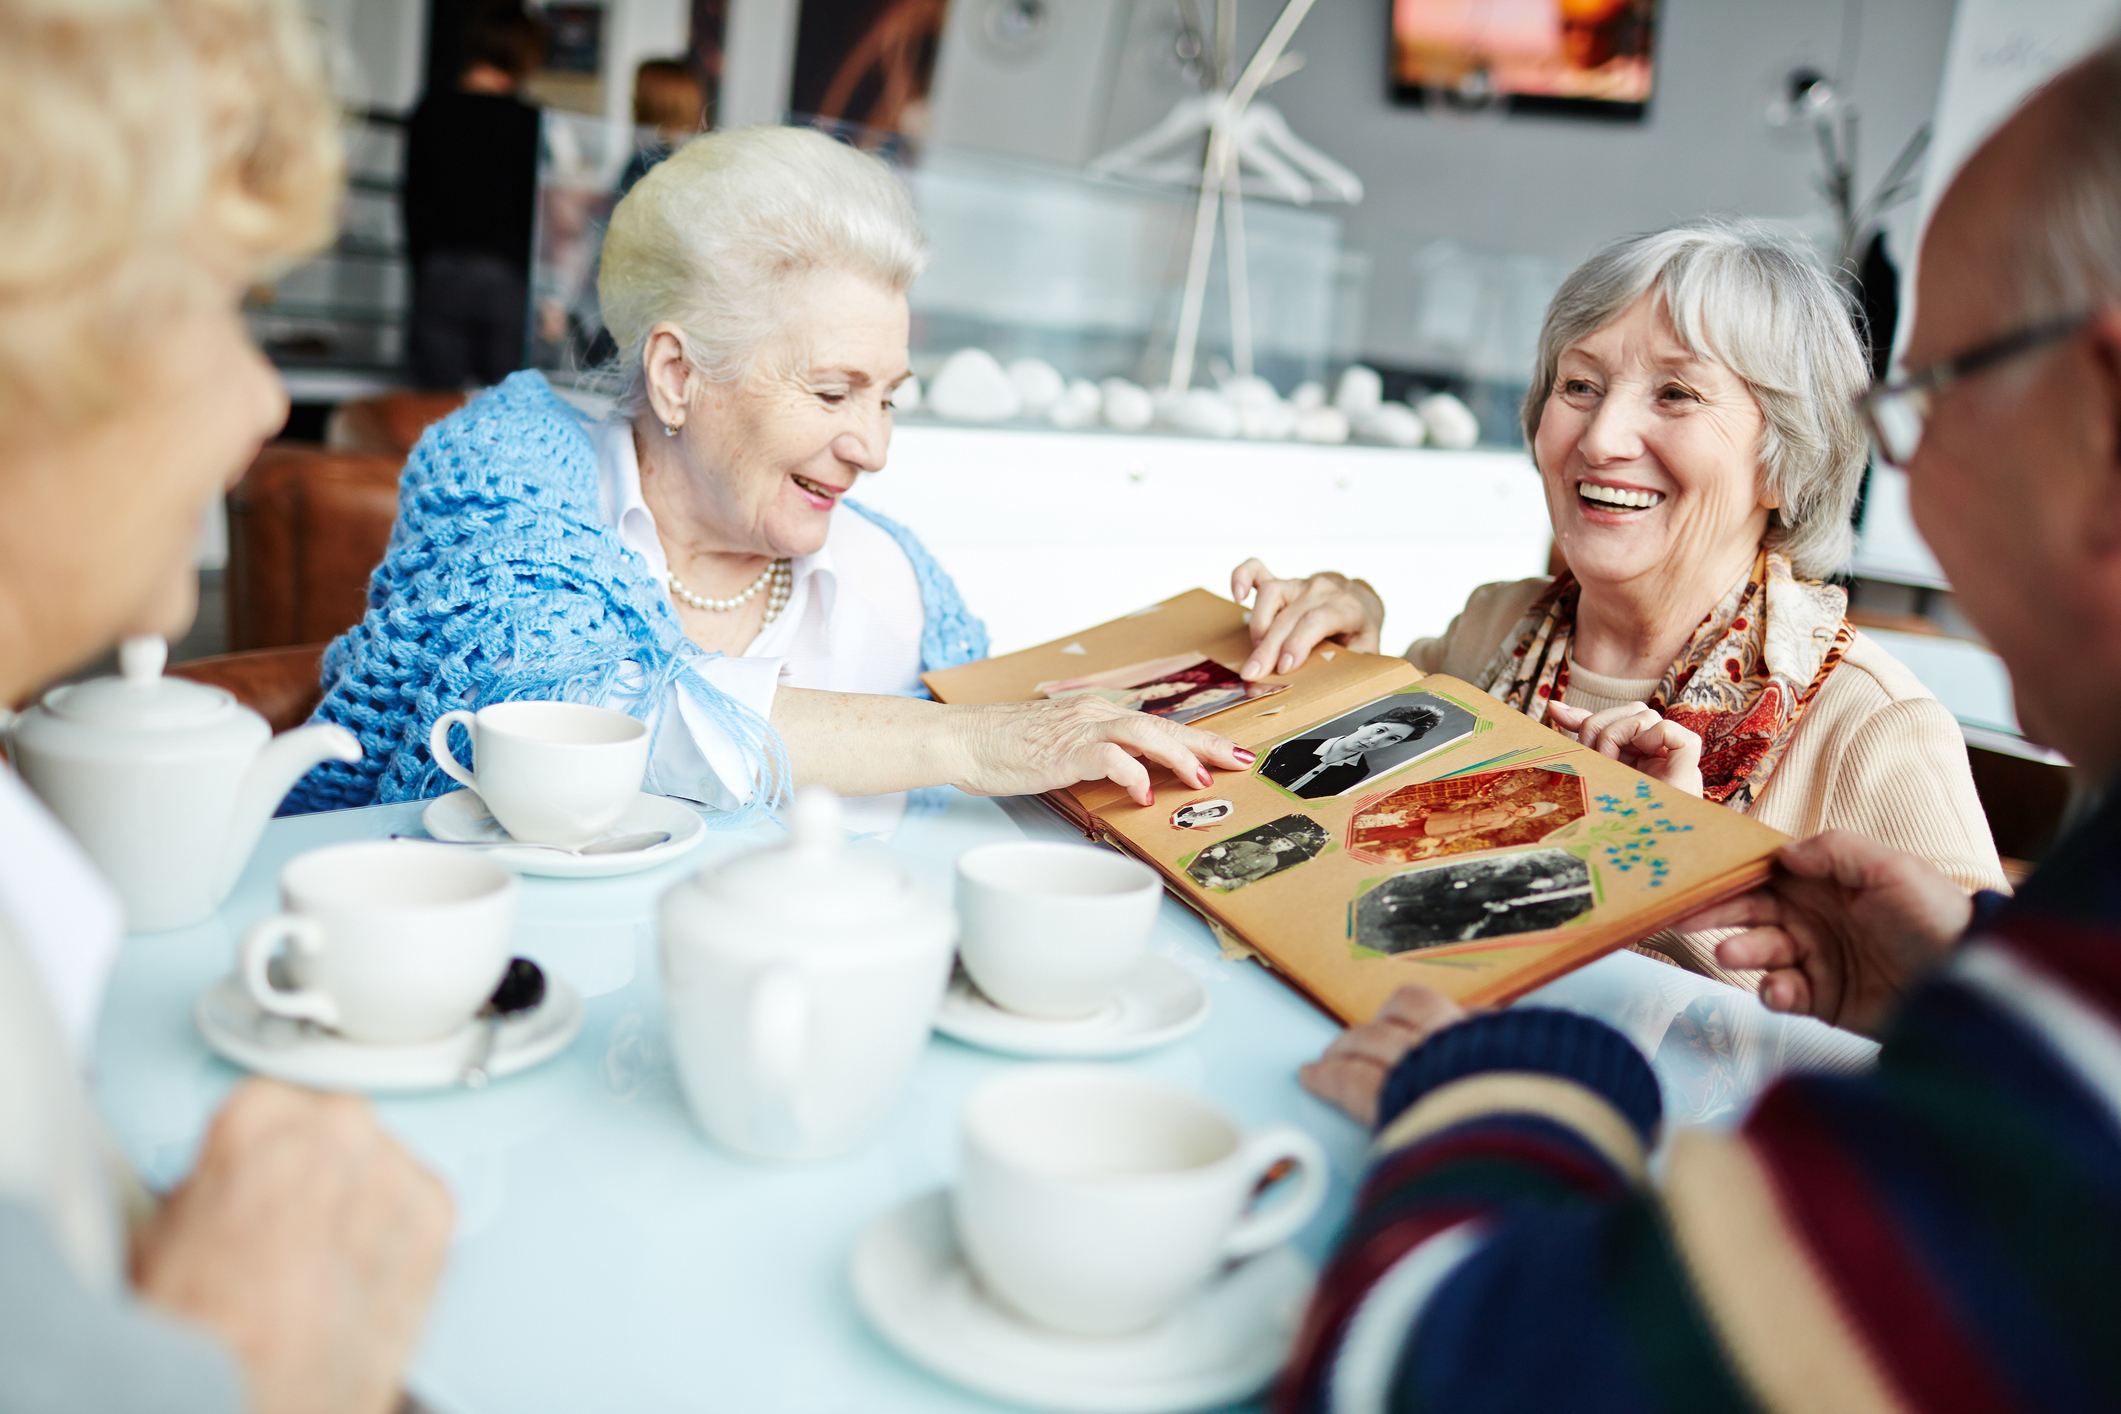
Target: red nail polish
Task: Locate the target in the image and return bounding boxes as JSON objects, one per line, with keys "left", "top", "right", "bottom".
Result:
{"left": 1234, "top": 747, "right": 1257, "bottom": 764}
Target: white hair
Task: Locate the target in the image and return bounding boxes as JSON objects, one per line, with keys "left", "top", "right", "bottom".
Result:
{"left": 597, "top": 125, "right": 927, "bottom": 413}
{"left": 1522, "top": 219, "right": 1870, "bottom": 578}
{"left": 2015, "top": 39, "right": 2121, "bottom": 320}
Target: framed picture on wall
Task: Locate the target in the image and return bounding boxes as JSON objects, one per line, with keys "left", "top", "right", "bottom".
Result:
{"left": 790, "top": 0, "right": 947, "bottom": 136}
{"left": 1390, "top": 0, "right": 1657, "bottom": 122}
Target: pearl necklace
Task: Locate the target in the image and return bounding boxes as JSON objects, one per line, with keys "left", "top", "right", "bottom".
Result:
{"left": 665, "top": 557, "right": 792, "bottom": 623}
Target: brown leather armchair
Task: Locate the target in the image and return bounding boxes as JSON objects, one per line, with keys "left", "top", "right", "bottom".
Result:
{"left": 325, "top": 389, "right": 468, "bottom": 459}
{"left": 169, "top": 644, "right": 328, "bottom": 733}
{"left": 226, "top": 445, "right": 403, "bottom": 651}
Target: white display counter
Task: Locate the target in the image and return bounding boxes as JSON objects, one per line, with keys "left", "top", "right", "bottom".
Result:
{"left": 858, "top": 423, "right": 1554, "bottom": 656}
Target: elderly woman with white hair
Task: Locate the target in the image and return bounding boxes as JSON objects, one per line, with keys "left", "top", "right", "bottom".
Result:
{"left": 1234, "top": 221, "right": 2004, "bottom": 977}
{"left": 293, "top": 125, "right": 1251, "bottom": 816}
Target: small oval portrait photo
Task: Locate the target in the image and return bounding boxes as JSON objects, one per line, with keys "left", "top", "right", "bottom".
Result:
{"left": 1171, "top": 798, "right": 1236, "bottom": 830}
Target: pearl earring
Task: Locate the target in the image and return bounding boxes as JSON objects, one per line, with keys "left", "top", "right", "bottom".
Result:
{"left": 664, "top": 423, "right": 679, "bottom": 437}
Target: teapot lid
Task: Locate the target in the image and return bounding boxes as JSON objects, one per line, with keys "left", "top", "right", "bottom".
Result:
{"left": 43, "top": 637, "right": 234, "bottom": 731}
{"left": 704, "top": 788, "right": 917, "bottom": 926}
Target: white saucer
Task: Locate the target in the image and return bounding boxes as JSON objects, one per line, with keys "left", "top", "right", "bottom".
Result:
{"left": 933, "top": 956, "right": 1212, "bottom": 1059}
{"left": 195, "top": 973, "right": 584, "bottom": 1092}
{"left": 421, "top": 789, "right": 707, "bottom": 878}
{"left": 852, "top": 1190, "right": 1312, "bottom": 1414}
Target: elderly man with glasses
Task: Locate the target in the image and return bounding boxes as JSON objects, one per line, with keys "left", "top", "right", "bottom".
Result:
{"left": 1278, "top": 41, "right": 2121, "bottom": 1414}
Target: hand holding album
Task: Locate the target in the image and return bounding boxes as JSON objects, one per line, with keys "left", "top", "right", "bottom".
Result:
{"left": 927, "top": 590, "right": 1787, "bottom": 1022}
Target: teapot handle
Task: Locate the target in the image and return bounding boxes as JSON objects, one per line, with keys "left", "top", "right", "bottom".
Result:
{"left": 748, "top": 965, "right": 810, "bottom": 1143}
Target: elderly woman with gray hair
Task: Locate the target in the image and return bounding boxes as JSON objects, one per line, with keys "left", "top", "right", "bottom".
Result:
{"left": 1234, "top": 221, "right": 2004, "bottom": 975}
{"left": 293, "top": 125, "right": 1251, "bottom": 817}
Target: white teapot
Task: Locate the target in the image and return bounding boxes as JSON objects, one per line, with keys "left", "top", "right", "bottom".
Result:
{"left": 660, "top": 787, "right": 956, "bottom": 1163}
{"left": 10, "top": 637, "right": 360, "bottom": 932}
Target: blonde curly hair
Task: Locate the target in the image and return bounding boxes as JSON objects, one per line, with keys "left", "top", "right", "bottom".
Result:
{"left": 0, "top": 0, "right": 343, "bottom": 434}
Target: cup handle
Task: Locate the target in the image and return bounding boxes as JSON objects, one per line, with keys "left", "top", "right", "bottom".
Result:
{"left": 239, "top": 914, "right": 339, "bottom": 1029}
{"left": 748, "top": 965, "right": 810, "bottom": 1138}
{"left": 428, "top": 710, "right": 480, "bottom": 793}
{"left": 1220, "top": 1126, "right": 1329, "bottom": 1261}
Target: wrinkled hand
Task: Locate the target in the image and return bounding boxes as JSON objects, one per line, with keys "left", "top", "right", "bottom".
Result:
{"left": 948, "top": 695, "right": 1254, "bottom": 808}
{"left": 1299, "top": 985, "right": 1472, "bottom": 1128}
{"left": 131, "top": 1080, "right": 453, "bottom": 1414}
{"left": 1231, "top": 558, "right": 1385, "bottom": 680}
{"left": 1546, "top": 700, "right": 1704, "bottom": 797}
{"left": 1676, "top": 830, "right": 1973, "bottom": 1037}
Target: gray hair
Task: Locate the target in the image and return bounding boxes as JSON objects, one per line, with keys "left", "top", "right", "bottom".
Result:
{"left": 2014, "top": 39, "right": 2121, "bottom": 319}
{"left": 1521, "top": 219, "right": 1869, "bottom": 578}
{"left": 597, "top": 125, "right": 927, "bottom": 413}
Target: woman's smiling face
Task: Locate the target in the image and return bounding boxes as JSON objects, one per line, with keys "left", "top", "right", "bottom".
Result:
{"left": 1536, "top": 292, "right": 1774, "bottom": 596}
{"left": 679, "top": 266, "right": 911, "bottom": 559}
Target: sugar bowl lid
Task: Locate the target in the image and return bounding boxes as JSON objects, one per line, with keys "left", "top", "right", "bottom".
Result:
{"left": 703, "top": 788, "right": 921, "bottom": 927}
{"left": 41, "top": 637, "right": 234, "bottom": 732}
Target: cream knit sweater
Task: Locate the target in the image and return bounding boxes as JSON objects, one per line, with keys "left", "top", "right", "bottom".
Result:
{"left": 1406, "top": 578, "right": 2008, "bottom": 982}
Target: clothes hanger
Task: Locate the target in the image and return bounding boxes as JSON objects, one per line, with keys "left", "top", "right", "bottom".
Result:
{"left": 1084, "top": 0, "right": 1361, "bottom": 391}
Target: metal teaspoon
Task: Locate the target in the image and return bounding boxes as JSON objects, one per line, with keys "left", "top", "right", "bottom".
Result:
{"left": 461, "top": 957, "right": 548, "bottom": 1089}
{"left": 391, "top": 830, "right": 673, "bottom": 855}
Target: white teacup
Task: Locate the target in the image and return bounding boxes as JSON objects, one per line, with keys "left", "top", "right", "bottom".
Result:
{"left": 954, "top": 1066, "right": 1327, "bottom": 1336}
{"left": 955, "top": 842, "right": 1162, "bottom": 1019}
{"left": 239, "top": 840, "right": 518, "bottom": 1044}
{"left": 429, "top": 701, "right": 648, "bottom": 847}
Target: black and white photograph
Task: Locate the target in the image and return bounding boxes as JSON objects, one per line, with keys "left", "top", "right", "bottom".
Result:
{"left": 1185, "top": 815, "right": 1333, "bottom": 893}
{"left": 1254, "top": 691, "right": 1477, "bottom": 800}
{"left": 1171, "top": 798, "right": 1236, "bottom": 830}
{"left": 1354, "top": 847, "right": 1595, "bottom": 953}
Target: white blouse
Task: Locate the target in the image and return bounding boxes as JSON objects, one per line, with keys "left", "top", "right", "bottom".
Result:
{"left": 589, "top": 420, "right": 926, "bottom": 810}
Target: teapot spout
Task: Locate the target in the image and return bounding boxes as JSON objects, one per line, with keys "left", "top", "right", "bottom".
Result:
{"left": 215, "top": 724, "right": 361, "bottom": 901}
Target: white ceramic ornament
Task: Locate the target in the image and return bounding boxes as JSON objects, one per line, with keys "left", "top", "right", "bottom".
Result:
{"left": 1156, "top": 388, "right": 1239, "bottom": 439}
{"left": 930, "top": 349, "right": 1021, "bottom": 423}
{"left": 1099, "top": 378, "right": 1155, "bottom": 432}
{"left": 1333, "top": 365, "right": 1383, "bottom": 418}
{"left": 1217, "top": 376, "right": 1291, "bottom": 439}
{"left": 1294, "top": 405, "right": 1351, "bottom": 444}
{"left": 1007, "top": 358, "right": 1066, "bottom": 417}
{"left": 1417, "top": 392, "right": 1481, "bottom": 450}
{"left": 1290, "top": 381, "right": 1327, "bottom": 412}
{"left": 1354, "top": 401, "right": 1426, "bottom": 448}
{"left": 1047, "top": 378, "right": 1102, "bottom": 429}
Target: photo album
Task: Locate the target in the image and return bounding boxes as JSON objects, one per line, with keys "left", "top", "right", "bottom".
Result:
{"left": 924, "top": 590, "right": 1789, "bottom": 1022}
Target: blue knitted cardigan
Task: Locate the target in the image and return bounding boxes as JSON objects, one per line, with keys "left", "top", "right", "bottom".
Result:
{"left": 284, "top": 371, "right": 988, "bottom": 823}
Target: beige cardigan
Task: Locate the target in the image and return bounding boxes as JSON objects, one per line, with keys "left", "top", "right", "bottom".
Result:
{"left": 1406, "top": 578, "right": 2008, "bottom": 980}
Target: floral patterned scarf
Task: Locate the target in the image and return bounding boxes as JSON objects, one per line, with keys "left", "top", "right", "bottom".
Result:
{"left": 1476, "top": 552, "right": 1855, "bottom": 811}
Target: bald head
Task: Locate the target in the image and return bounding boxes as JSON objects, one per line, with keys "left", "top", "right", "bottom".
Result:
{"left": 1929, "top": 41, "right": 2121, "bottom": 334}
{"left": 1904, "top": 40, "right": 2121, "bottom": 777}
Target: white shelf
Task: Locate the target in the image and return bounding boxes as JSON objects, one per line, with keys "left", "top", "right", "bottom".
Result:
{"left": 862, "top": 423, "right": 1553, "bottom": 656}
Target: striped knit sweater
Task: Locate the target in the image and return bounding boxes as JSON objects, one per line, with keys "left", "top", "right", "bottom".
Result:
{"left": 1281, "top": 786, "right": 2121, "bottom": 1414}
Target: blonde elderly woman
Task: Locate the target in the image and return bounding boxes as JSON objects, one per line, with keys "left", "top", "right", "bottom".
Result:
{"left": 1233, "top": 221, "right": 2004, "bottom": 979}
{"left": 0, "top": 1, "right": 450, "bottom": 1409}
{"left": 293, "top": 125, "right": 1250, "bottom": 816}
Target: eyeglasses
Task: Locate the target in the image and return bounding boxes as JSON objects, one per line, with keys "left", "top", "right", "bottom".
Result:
{"left": 1858, "top": 312, "right": 2089, "bottom": 466}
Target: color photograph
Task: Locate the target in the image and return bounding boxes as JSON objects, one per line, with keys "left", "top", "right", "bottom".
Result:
{"left": 1039, "top": 652, "right": 1287, "bottom": 726}
{"left": 1347, "top": 766, "right": 1586, "bottom": 865}
{"left": 1255, "top": 691, "right": 1477, "bottom": 800}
